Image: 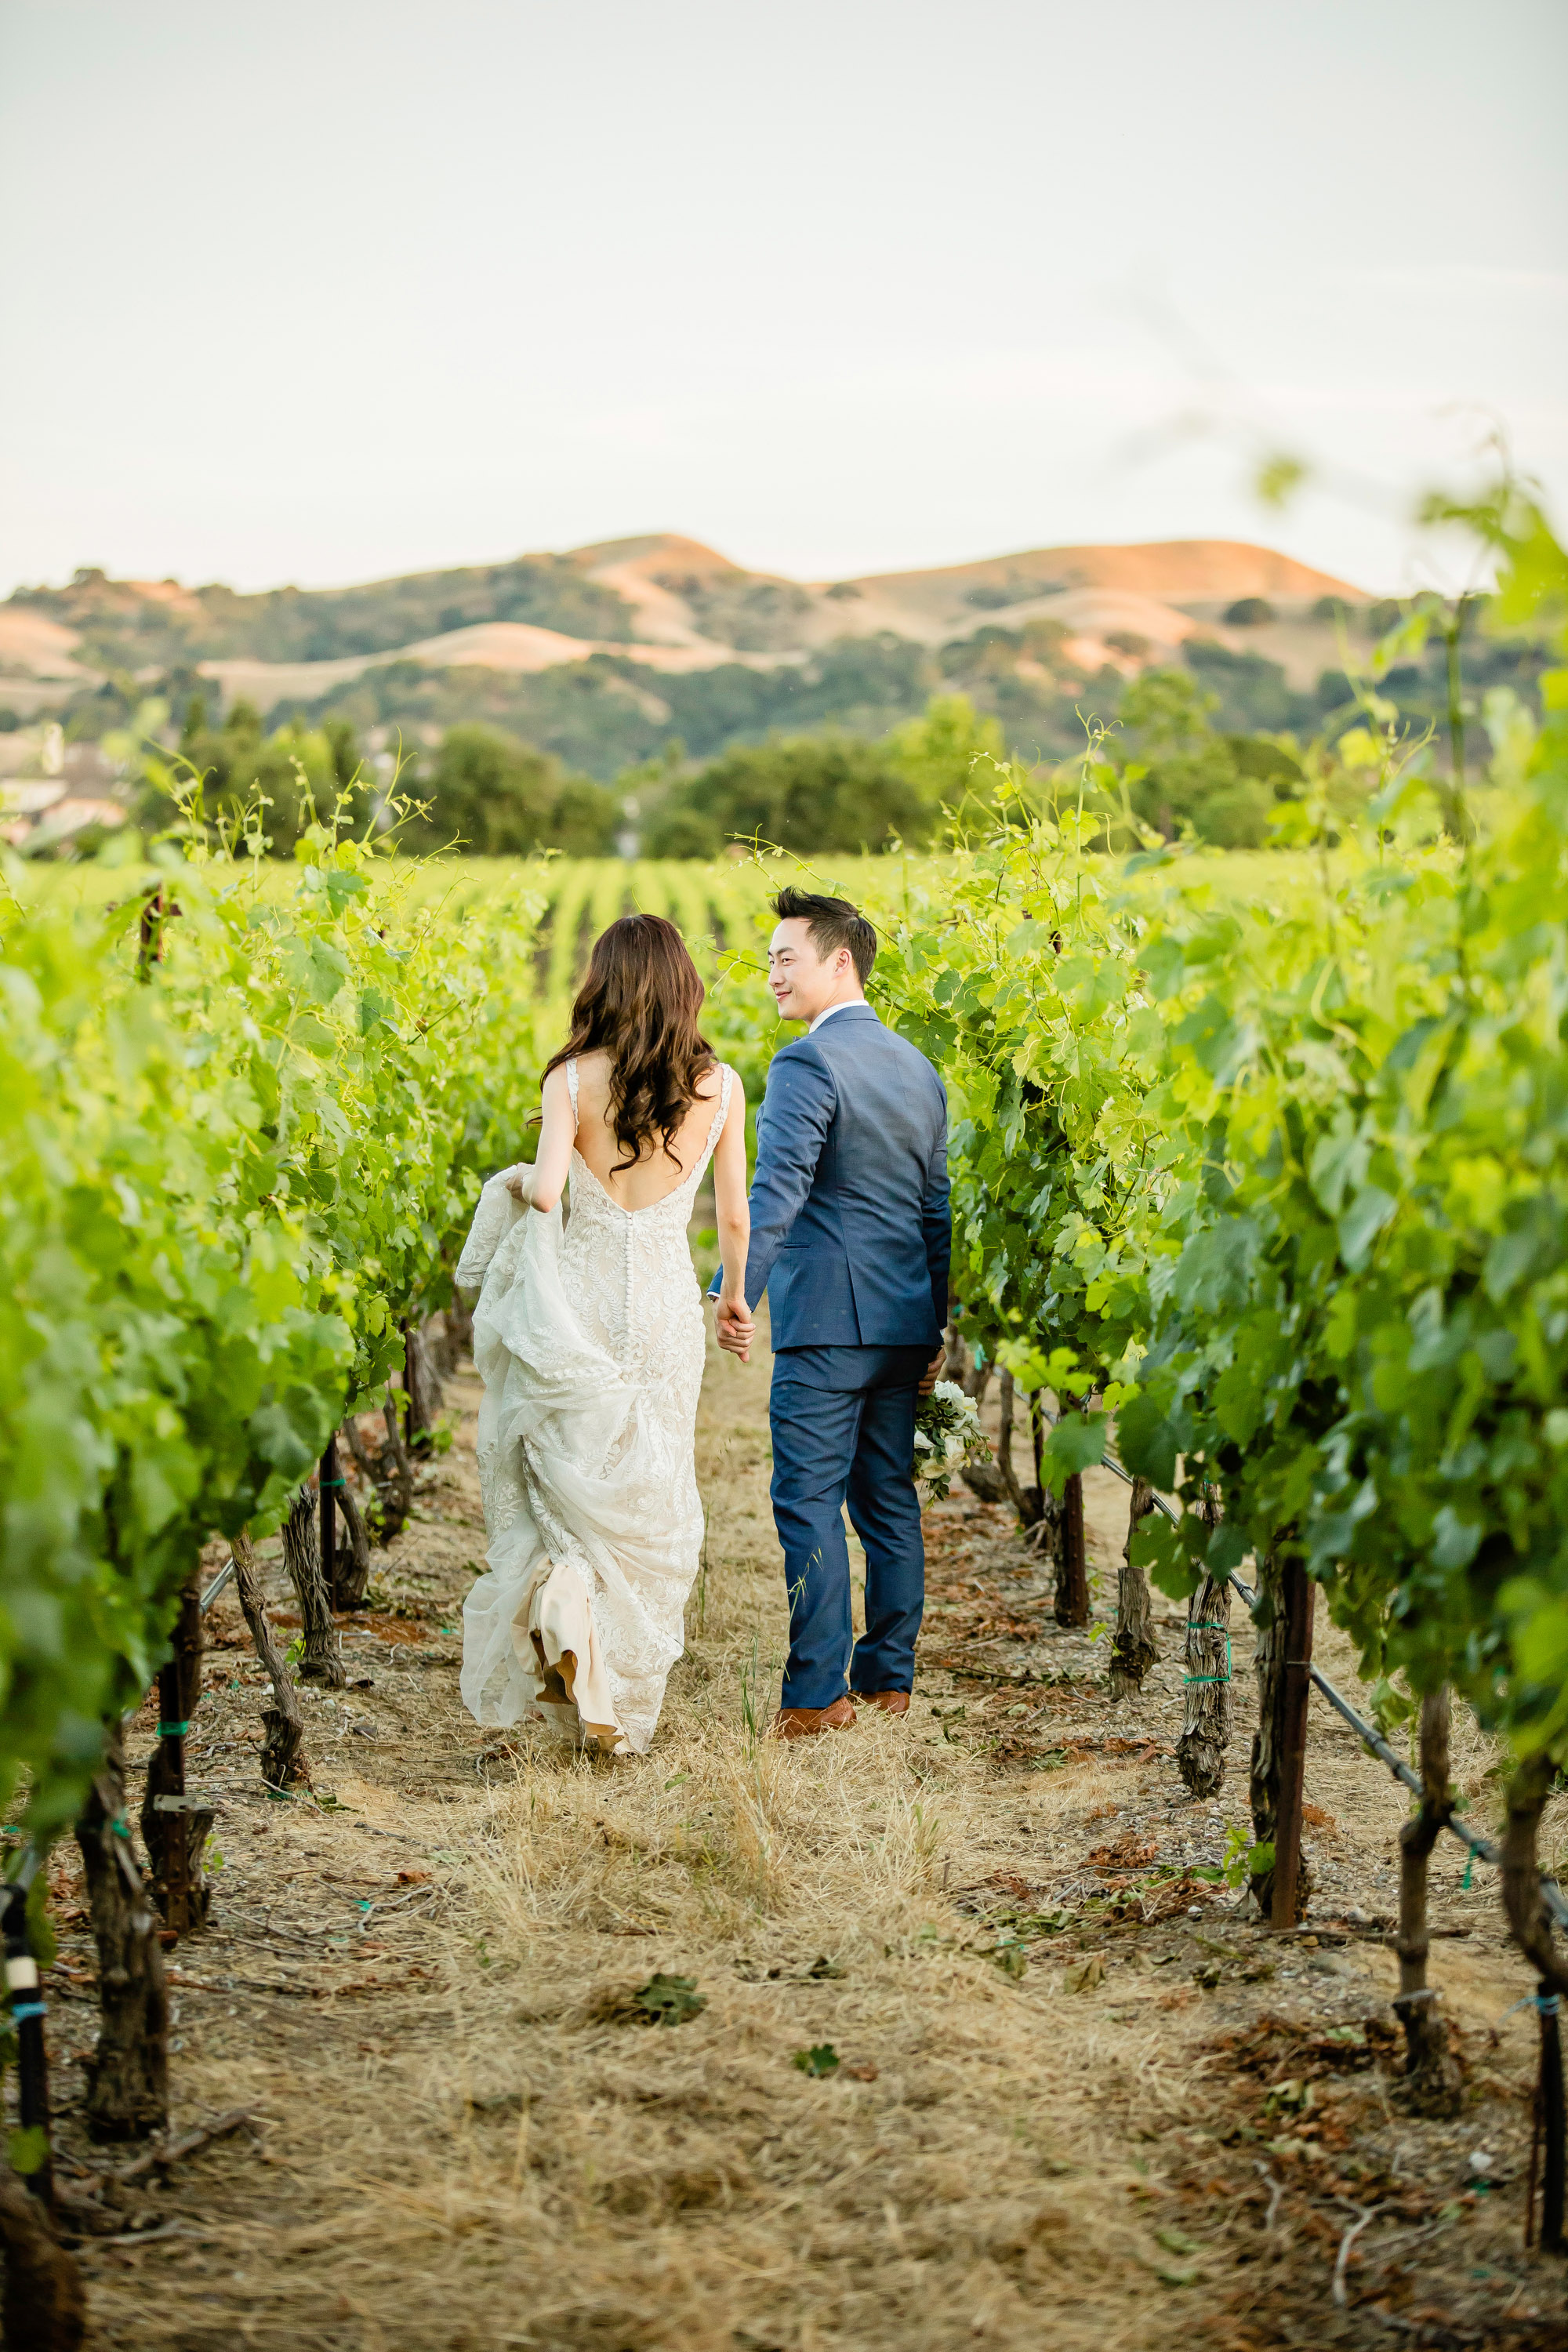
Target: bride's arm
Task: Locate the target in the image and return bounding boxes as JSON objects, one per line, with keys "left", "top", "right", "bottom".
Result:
{"left": 513, "top": 1064, "right": 575, "bottom": 1214}
{"left": 711, "top": 1075, "right": 751, "bottom": 1330}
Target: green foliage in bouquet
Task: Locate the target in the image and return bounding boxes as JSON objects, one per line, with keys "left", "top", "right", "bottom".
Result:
{"left": 913, "top": 1381, "right": 988, "bottom": 1502}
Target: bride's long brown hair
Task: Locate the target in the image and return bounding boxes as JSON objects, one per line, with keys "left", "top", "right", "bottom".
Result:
{"left": 543, "top": 913, "right": 716, "bottom": 1173}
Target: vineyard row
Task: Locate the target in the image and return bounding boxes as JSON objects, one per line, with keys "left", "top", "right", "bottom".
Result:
{"left": 3, "top": 495, "right": 1568, "bottom": 2274}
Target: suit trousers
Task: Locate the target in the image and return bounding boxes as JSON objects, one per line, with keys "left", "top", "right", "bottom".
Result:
{"left": 768, "top": 1343, "right": 930, "bottom": 1711}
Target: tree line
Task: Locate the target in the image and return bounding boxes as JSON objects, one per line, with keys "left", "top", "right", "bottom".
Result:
{"left": 129, "top": 622, "right": 1537, "bottom": 863}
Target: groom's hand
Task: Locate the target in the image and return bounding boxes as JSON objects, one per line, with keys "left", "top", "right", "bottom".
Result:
{"left": 918, "top": 1347, "right": 946, "bottom": 1399}
{"left": 715, "top": 1298, "right": 754, "bottom": 1363}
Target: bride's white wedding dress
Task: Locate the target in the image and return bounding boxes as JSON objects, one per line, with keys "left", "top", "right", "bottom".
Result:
{"left": 456, "top": 1057, "right": 735, "bottom": 1755}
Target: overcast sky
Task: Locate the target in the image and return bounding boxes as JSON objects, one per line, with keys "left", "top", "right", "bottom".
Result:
{"left": 2, "top": 0, "right": 1565, "bottom": 598}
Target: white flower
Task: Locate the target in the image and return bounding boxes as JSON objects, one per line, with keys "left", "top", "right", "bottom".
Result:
{"left": 911, "top": 1376, "right": 990, "bottom": 1501}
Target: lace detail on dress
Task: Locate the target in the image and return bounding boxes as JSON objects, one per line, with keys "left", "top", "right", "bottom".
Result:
{"left": 459, "top": 1062, "right": 735, "bottom": 1755}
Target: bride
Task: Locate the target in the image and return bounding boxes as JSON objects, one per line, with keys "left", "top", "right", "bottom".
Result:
{"left": 456, "top": 913, "right": 749, "bottom": 1756}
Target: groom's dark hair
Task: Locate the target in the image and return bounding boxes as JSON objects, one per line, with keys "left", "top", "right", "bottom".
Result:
{"left": 771, "top": 887, "right": 877, "bottom": 984}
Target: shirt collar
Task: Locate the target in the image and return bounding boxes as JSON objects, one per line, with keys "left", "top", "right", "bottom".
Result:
{"left": 808, "top": 998, "right": 868, "bottom": 1035}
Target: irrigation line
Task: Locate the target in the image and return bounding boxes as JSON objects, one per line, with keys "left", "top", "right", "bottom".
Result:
{"left": 1094, "top": 1447, "right": 1568, "bottom": 1935}
{"left": 201, "top": 1555, "right": 238, "bottom": 1613}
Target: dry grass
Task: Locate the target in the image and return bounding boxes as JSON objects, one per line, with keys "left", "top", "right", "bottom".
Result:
{"left": 31, "top": 1319, "right": 1568, "bottom": 2351}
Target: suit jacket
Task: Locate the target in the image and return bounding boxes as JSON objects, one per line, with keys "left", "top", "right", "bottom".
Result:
{"left": 725, "top": 1004, "right": 950, "bottom": 1352}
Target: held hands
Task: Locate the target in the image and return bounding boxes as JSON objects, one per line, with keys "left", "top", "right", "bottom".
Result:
{"left": 714, "top": 1294, "right": 754, "bottom": 1363}
{"left": 713, "top": 1308, "right": 940, "bottom": 1381}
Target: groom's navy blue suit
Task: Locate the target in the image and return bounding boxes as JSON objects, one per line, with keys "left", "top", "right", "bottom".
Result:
{"left": 720, "top": 1003, "right": 950, "bottom": 1709}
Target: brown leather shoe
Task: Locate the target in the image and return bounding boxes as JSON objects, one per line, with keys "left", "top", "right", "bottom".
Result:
{"left": 852, "top": 1690, "right": 910, "bottom": 1717}
{"left": 768, "top": 1695, "right": 857, "bottom": 1740}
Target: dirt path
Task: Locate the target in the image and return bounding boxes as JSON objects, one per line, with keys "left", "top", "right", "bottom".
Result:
{"left": 31, "top": 1322, "right": 1567, "bottom": 2351}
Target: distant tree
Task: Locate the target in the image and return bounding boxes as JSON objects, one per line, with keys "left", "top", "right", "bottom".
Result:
{"left": 143, "top": 696, "right": 365, "bottom": 849}
{"left": 882, "top": 694, "right": 1006, "bottom": 812}
{"left": 1225, "top": 733, "right": 1305, "bottom": 790}
{"left": 1223, "top": 595, "right": 1276, "bottom": 626}
{"left": 1115, "top": 669, "right": 1273, "bottom": 848}
{"left": 322, "top": 715, "right": 362, "bottom": 789}
{"left": 1312, "top": 594, "right": 1352, "bottom": 622}
{"left": 647, "top": 733, "right": 935, "bottom": 858}
{"left": 409, "top": 724, "right": 562, "bottom": 855}
{"left": 1181, "top": 641, "right": 1315, "bottom": 735}
{"left": 548, "top": 776, "right": 620, "bottom": 855}
{"left": 404, "top": 723, "right": 616, "bottom": 856}
{"left": 644, "top": 806, "right": 724, "bottom": 859}
{"left": 1119, "top": 668, "right": 1216, "bottom": 757}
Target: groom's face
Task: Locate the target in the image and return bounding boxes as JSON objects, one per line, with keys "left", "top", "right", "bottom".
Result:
{"left": 768, "top": 919, "right": 851, "bottom": 1023}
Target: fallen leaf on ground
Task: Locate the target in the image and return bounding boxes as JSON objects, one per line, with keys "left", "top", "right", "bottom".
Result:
{"left": 1088, "top": 1835, "right": 1159, "bottom": 1869}
{"left": 633, "top": 1972, "right": 706, "bottom": 2027}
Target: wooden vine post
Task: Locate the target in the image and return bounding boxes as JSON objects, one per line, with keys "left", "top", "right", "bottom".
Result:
{"left": 231, "top": 1531, "right": 307, "bottom": 1789}
{"left": 1108, "top": 1477, "right": 1158, "bottom": 1702}
{"left": 1177, "top": 1574, "right": 1233, "bottom": 1796}
{"left": 1054, "top": 1471, "right": 1090, "bottom": 1627}
{"left": 1176, "top": 1487, "right": 1231, "bottom": 1797}
{"left": 994, "top": 1371, "right": 1025, "bottom": 1515}
{"left": 984, "top": 1370, "right": 1047, "bottom": 1527}
{"left": 343, "top": 1391, "right": 416, "bottom": 1545}
{"left": 0, "top": 1850, "right": 84, "bottom": 2351}
{"left": 329, "top": 1428, "right": 373, "bottom": 1609}
{"left": 1269, "top": 1558, "right": 1316, "bottom": 1929}
{"left": 1392, "top": 1687, "right": 1463, "bottom": 2114}
{"left": 134, "top": 881, "right": 179, "bottom": 979}
{"left": 437, "top": 1296, "right": 474, "bottom": 1370}
{"left": 140, "top": 1572, "right": 212, "bottom": 1936}
{"left": 1500, "top": 1749, "right": 1568, "bottom": 2254}
{"left": 0, "top": 2159, "right": 84, "bottom": 2352}
{"left": 1249, "top": 1551, "right": 1312, "bottom": 1921}
{"left": 75, "top": 1721, "right": 169, "bottom": 2140}
{"left": 281, "top": 1483, "right": 345, "bottom": 1689}
{"left": 1052, "top": 1396, "right": 1090, "bottom": 1628}
{"left": 319, "top": 1435, "right": 339, "bottom": 1608}
{"left": 401, "top": 1317, "right": 442, "bottom": 1455}
{"left": 1535, "top": 1990, "right": 1566, "bottom": 2256}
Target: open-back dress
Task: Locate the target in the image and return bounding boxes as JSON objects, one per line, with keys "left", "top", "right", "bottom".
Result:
{"left": 456, "top": 1057, "right": 735, "bottom": 1755}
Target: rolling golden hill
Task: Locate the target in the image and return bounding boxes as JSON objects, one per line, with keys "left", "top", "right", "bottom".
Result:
{"left": 1, "top": 533, "right": 1367, "bottom": 714}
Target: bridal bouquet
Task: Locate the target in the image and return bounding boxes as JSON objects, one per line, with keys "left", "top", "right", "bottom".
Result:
{"left": 912, "top": 1379, "right": 989, "bottom": 1502}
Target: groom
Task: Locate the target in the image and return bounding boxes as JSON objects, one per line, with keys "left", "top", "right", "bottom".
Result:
{"left": 713, "top": 887, "right": 949, "bottom": 1739}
